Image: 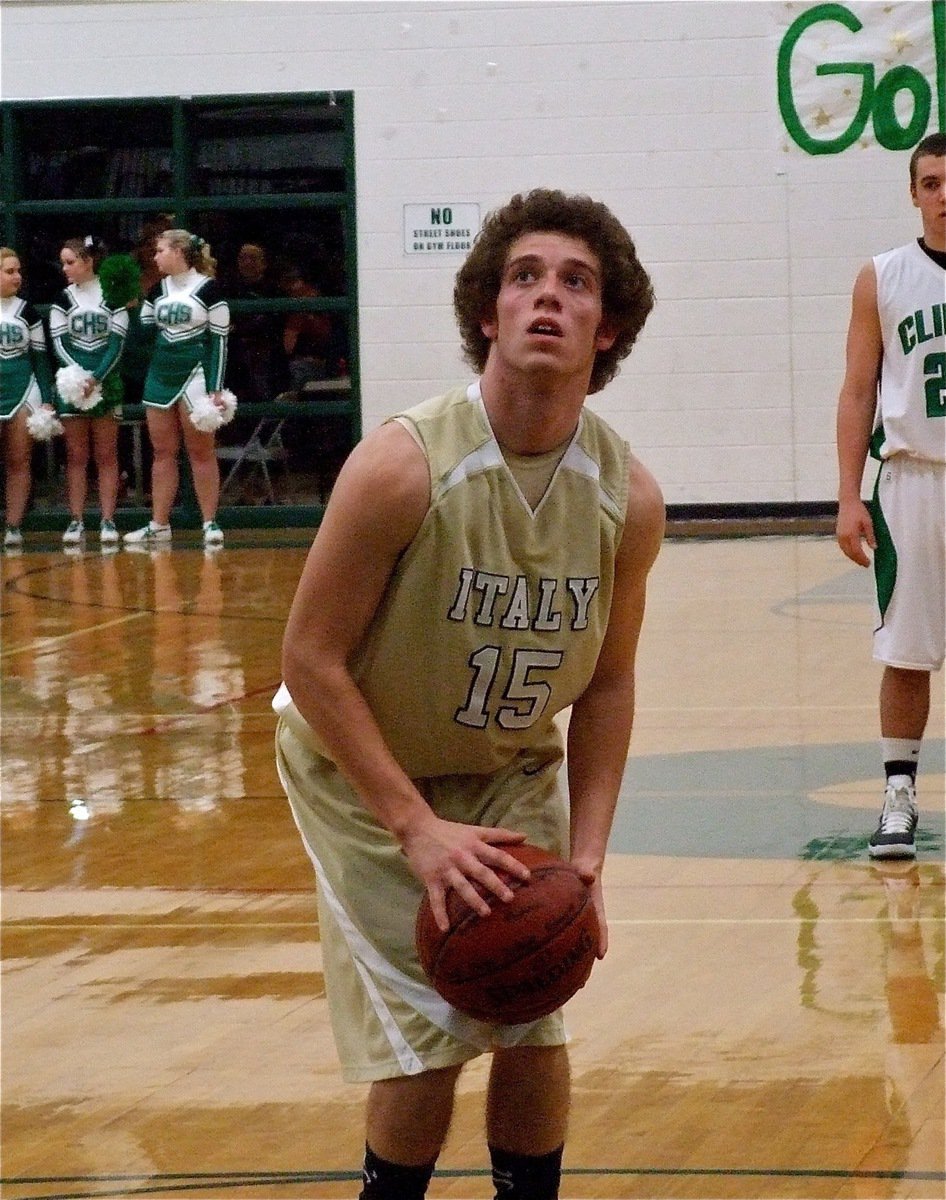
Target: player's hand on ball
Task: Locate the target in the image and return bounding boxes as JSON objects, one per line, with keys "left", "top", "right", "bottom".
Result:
{"left": 570, "top": 859, "right": 608, "bottom": 958}
{"left": 402, "top": 815, "right": 528, "bottom": 933}
{"left": 416, "top": 844, "right": 600, "bottom": 1023}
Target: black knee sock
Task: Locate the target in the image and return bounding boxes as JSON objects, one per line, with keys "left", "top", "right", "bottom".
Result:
{"left": 489, "top": 1143, "right": 564, "bottom": 1200}
{"left": 359, "top": 1144, "right": 436, "bottom": 1199}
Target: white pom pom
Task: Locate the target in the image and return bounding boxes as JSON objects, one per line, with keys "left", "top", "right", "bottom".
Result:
{"left": 56, "top": 364, "right": 101, "bottom": 411}
{"left": 188, "top": 388, "right": 238, "bottom": 433}
{"left": 26, "top": 406, "right": 65, "bottom": 441}
{"left": 217, "top": 389, "right": 237, "bottom": 425}
{"left": 189, "top": 397, "right": 223, "bottom": 433}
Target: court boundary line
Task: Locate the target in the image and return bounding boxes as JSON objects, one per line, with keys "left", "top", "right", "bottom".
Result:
{"left": 4, "top": 1162, "right": 945, "bottom": 1200}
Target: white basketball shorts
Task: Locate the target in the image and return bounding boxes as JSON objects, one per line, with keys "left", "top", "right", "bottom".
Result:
{"left": 870, "top": 455, "right": 945, "bottom": 671}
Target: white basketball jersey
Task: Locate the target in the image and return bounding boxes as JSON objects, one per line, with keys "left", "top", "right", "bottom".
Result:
{"left": 874, "top": 240, "right": 946, "bottom": 463}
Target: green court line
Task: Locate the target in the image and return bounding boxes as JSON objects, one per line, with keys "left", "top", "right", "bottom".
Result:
{"left": 6, "top": 1162, "right": 945, "bottom": 1199}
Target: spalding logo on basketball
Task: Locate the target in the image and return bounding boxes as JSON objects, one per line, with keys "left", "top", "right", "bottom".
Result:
{"left": 415, "top": 843, "right": 599, "bottom": 1025}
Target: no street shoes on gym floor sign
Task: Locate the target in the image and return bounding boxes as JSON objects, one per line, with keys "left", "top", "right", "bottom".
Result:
{"left": 404, "top": 203, "right": 481, "bottom": 254}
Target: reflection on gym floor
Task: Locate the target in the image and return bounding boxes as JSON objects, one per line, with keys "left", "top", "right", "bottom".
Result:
{"left": 2, "top": 535, "right": 943, "bottom": 1198}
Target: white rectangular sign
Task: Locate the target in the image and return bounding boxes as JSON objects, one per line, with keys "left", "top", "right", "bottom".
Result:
{"left": 404, "top": 203, "right": 480, "bottom": 255}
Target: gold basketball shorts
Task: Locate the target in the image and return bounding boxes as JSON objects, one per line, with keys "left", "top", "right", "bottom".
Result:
{"left": 275, "top": 718, "right": 570, "bottom": 1082}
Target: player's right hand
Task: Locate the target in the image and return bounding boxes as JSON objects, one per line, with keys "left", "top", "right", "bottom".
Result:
{"left": 401, "top": 816, "right": 529, "bottom": 933}
{"left": 836, "top": 497, "right": 876, "bottom": 567}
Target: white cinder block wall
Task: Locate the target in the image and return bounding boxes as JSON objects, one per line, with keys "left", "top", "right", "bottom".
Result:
{"left": 3, "top": 0, "right": 934, "bottom": 506}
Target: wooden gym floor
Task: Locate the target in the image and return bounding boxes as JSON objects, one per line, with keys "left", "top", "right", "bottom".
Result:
{"left": 1, "top": 531, "right": 943, "bottom": 1199}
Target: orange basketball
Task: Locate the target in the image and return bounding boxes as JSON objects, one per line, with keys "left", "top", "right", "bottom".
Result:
{"left": 415, "top": 843, "right": 599, "bottom": 1025}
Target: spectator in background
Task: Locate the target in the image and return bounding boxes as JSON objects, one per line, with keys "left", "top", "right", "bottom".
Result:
{"left": 280, "top": 266, "right": 338, "bottom": 391}
{"left": 132, "top": 215, "right": 175, "bottom": 300}
{"left": 225, "top": 242, "right": 284, "bottom": 405}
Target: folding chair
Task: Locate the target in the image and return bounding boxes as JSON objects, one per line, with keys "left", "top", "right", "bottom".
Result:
{"left": 216, "top": 417, "right": 287, "bottom": 504}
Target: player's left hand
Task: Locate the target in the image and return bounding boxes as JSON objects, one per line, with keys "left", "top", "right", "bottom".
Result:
{"left": 572, "top": 861, "right": 608, "bottom": 958}
{"left": 836, "top": 495, "right": 876, "bottom": 566}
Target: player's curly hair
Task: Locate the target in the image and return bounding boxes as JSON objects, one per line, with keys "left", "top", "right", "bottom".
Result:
{"left": 454, "top": 189, "right": 655, "bottom": 394}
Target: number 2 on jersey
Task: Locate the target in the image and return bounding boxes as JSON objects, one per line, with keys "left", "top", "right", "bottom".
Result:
{"left": 925, "top": 352, "right": 946, "bottom": 417}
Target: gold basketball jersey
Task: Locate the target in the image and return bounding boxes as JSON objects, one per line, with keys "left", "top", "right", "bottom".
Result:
{"left": 346, "top": 382, "right": 629, "bottom": 777}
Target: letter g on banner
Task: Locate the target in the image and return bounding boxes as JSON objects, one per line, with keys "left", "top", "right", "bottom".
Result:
{"left": 779, "top": 4, "right": 873, "bottom": 153}
{"left": 777, "top": 1, "right": 942, "bottom": 155}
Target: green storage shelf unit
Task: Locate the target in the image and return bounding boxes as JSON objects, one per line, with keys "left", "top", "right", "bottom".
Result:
{"left": 1, "top": 92, "right": 360, "bottom": 529}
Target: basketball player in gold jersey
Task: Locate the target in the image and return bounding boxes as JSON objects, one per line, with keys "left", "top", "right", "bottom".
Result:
{"left": 275, "top": 189, "right": 664, "bottom": 1199}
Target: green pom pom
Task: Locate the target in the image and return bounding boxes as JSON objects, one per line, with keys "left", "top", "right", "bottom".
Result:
{"left": 99, "top": 254, "right": 141, "bottom": 309}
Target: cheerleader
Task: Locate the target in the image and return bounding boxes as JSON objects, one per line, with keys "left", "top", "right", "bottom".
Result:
{"left": 0, "top": 248, "right": 56, "bottom": 548}
{"left": 124, "top": 229, "right": 231, "bottom": 547}
{"left": 50, "top": 237, "right": 130, "bottom": 545}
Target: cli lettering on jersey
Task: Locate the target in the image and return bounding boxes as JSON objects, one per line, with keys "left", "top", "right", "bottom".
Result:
{"left": 777, "top": 1, "right": 945, "bottom": 154}
{"left": 898, "top": 301, "right": 946, "bottom": 352}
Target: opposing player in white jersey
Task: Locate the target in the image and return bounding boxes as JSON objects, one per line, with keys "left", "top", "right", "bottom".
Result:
{"left": 50, "top": 237, "right": 129, "bottom": 546}
{"left": 1, "top": 247, "right": 55, "bottom": 548}
{"left": 275, "top": 190, "right": 664, "bottom": 1199}
{"left": 124, "top": 229, "right": 229, "bottom": 548}
{"left": 836, "top": 132, "right": 946, "bottom": 858}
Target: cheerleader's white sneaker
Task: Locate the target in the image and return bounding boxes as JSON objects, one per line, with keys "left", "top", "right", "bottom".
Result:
{"left": 202, "top": 520, "right": 224, "bottom": 546}
{"left": 123, "top": 521, "right": 172, "bottom": 545}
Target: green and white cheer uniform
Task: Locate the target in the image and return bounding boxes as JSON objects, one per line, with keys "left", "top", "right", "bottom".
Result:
{"left": 0, "top": 296, "right": 54, "bottom": 420}
{"left": 140, "top": 270, "right": 229, "bottom": 411}
{"left": 49, "top": 279, "right": 129, "bottom": 418}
